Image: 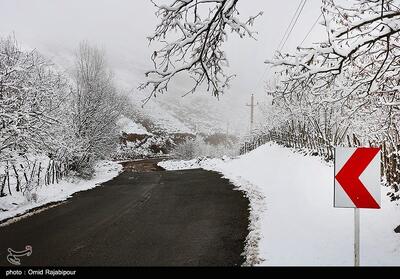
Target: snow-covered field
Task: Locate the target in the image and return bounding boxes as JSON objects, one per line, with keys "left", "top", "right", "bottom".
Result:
{"left": 0, "top": 161, "right": 122, "bottom": 223}
{"left": 159, "top": 143, "right": 400, "bottom": 266}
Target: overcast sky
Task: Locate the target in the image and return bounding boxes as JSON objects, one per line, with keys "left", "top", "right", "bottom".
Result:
{"left": 0, "top": 0, "right": 326, "bottom": 134}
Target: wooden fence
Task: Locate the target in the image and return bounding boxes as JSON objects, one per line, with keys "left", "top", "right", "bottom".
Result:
{"left": 0, "top": 159, "right": 69, "bottom": 197}
{"left": 240, "top": 130, "right": 400, "bottom": 199}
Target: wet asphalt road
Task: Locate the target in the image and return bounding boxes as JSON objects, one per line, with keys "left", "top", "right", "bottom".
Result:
{"left": 0, "top": 167, "right": 249, "bottom": 266}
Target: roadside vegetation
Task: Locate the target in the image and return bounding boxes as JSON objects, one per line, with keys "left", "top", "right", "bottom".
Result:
{"left": 0, "top": 37, "right": 126, "bottom": 198}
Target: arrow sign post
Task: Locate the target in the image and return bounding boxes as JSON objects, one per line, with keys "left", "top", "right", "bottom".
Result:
{"left": 334, "top": 147, "right": 381, "bottom": 266}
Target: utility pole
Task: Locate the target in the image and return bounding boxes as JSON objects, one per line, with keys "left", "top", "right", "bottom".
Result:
{"left": 246, "top": 94, "right": 258, "bottom": 134}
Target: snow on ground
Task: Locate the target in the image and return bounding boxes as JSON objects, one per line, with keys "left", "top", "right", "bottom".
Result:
{"left": 159, "top": 142, "right": 400, "bottom": 266}
{"left": 116, "top": 115, "right": 151, "bottom": 135}
{"left": 0, "top": 160, "right": 122, "bottom": 223}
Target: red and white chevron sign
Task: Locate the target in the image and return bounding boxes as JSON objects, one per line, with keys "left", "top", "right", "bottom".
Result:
{"left": 334, "top": 147, "right": 381, "bottom": 209}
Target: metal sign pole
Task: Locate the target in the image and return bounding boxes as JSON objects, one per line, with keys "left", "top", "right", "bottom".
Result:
{"left": 354, "top": 207, "right": 360, "bottom": 266}
{"left": 335, "top": 147, "right": 381, "bottom": 267}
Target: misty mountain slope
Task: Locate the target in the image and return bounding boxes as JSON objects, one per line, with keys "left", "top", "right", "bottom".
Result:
{"left": 123, "top": 98, "right": 193, "bottom": 135}
{"left": 155, "top": 96, "right": 231, "bottom": 135}
{"left": 126, "top": 90, "right": 235, "bottom": 135}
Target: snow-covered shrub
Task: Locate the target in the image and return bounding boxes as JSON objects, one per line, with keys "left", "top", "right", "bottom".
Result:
{"left": 173, "top": 137, "right": 198, "bottom": 160}
{"left": 24, "top": 191, "right": 38, "bottom": 203}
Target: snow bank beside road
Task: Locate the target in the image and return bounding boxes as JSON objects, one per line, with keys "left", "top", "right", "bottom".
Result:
{"left": 159, "top": 143, "right": 400, "bottom": 266}
{"left": 0, "top": 161, "right": 122, "bottom": 223}
{"left": 159, "top": 157, "right": 228, "bottom": 171}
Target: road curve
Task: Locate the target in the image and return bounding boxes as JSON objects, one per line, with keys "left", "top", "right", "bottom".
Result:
{"left": 0, "top": 168, "right": 249, "bottom": 266}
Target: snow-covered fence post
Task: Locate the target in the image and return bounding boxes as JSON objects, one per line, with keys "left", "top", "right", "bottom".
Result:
{"left": 52, "top": 161, "right": 55, "bottom": 184}
{"left": 385, "top": 141, "right": 391, "bottom": 184}
{"left": 392, "top": 143, "right": 398, "bottom": 188}
{"left": 386, "top": 142, "right": 398, "bottom": 191}
{"left": 319, "top": 137, "right": 324, "bottom": 157}
{"left": 6, "top": 161, "right": 11, "bottom": 195}
{"left": 308, "top": 133, "right": 315, "bottom": 152}
{"left": 352, "top": 134, "right": 359, "bottom": 147}
{"left": 308, "top": 134, "right": 312, "bottom": 150}
{"left": 346, "top": 135, "right": 351, "bottom": 147}
{"left": 54, "top": 162, "right": 58, "bottom": 183}
{"left": 308, "top": 134, "right": 313, "bottom": 151}
{"left": 292, "top": 122, "right": 297, "bottom": 148}
{"left": 380, "top": 143, "right": 385, "bottom": 178}
{"left": 327, "top": 145, "right": 333, "bottom": 161}
{"left": 58, "top": 163, "right": 62, "bottom": 180}
{"left": 0, "top": 175, "right": 6, "bottom": 197}
{"left": 387, "top": 142, "right": 392, "bottom": 184}
{"left": 55, "top": 162, "right": 59, "bottom": 184}
{"left": 61, "top": 162, "right": 65, "bottom": 179}
{"left": 63, "top": 162, "right": 67, "bottom": 177}
{"left": 45, "top": 160, "right": 51, "bottom": 186}
{"left": 37, "top": 162, "right": 42, "bottom": 187}
{"left": 30, "top": 161, "right": 36, "bottom": 185}
{"left": 12, "top": 165, "right": 20, "bottom": 192}
{"left": 291, "top": 130, "right": 295, "bottom": 148}
{"left": 20, "top": 164, "right": 28, "bottom": 191}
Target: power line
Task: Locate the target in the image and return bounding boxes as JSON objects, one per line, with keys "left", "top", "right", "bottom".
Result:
{"left": 299, "top": 12, "right": 322, "bottom": 47}
{"left": 253, "top": 65, "right": 269, "bottom": 94}
{"left": 388, "top": 1, "right": 400, "bottom": 10}
{"left": 280, "top": 0, "right": 308, "bottom": 51}
{"left": 277, "top": 0, "right": 305, "bottom": 51}
{"left": 251, "top": 0, "right": 309, "bottom": 94}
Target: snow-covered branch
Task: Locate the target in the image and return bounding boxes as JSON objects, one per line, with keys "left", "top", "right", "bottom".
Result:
{"left": 265, "top": 0, "right": 400, "bottom": 144}
{"left": 140, "top": 0, "right": 262, "bottom": 100}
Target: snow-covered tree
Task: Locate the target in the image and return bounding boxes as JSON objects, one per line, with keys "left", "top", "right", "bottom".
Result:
{"left": 140, "top": 0, "right": 262, "bottom": 100}
{"left": 266, "top": 0, "right": 400, "bottom": 143}
{"left": 68, "top": 42, "right": 124, "bottom": 175}
{"left": 0, "top": 36, "right": 68, "bottom": 162}
{"left": 264, "top": 0, "right": 400, "bottom": 197}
